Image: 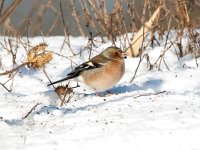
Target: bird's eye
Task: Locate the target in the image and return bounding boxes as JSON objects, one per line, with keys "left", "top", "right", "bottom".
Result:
{"left": 115, "top": 52, "right": 118, "bottom": 55}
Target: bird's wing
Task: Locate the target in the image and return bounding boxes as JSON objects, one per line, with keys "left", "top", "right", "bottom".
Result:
{"left": 67, "top": 61, "right": 103, "bottom": 78}
{"left": 67, "top": 53, "right": 113, "bottom": 79}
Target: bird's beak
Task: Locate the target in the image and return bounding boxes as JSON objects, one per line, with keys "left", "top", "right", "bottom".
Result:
{"left": 120, "top": 51, "right": 128, "bottom": 59}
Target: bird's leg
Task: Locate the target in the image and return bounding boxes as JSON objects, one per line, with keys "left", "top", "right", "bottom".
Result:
{"left": 95, "top": 92, "right": 102, "bottom": 97}
{"left": 105, "top": 90, "right": 118, "bottom": 96}
{"left": 95, "top": 91, "right": 107, "bottom": 97}
{"left": 106, "top": 90, "right": 113, "bottom": 95}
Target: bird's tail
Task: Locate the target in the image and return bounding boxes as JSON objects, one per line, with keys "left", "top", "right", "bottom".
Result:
{"left": 48, "top": 66, "right": 81, "bottom": 86}
{"left": 48, "top": 77, "right": 68, "bottom": 86}
{"left": 48, "top": 75, "right": 75, "bottom": 86}
{"left": 48, "top": 71, "right": 79, "bottom": 86}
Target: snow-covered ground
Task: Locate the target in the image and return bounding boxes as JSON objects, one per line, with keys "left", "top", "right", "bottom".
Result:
{"left": 0, "top": 31, "right": 200, "bottom": 150}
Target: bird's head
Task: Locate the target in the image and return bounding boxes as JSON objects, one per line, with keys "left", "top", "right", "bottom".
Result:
{"left": 102, "top": 47, "right": 127, "bottom": 60}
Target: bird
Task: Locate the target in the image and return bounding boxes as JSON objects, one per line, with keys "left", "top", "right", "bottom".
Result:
{"left": 48, "top": 46, "right": 127, "bottom": 95}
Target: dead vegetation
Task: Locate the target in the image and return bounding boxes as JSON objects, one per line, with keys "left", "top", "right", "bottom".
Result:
{"left": 0, "top": 0, "right": 200, "bottom": 105}
{"left": 27, "top": 43, "right": 52, "bottom": 69}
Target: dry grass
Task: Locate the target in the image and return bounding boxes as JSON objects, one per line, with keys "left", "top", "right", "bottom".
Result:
{"left": 0, "top": 0, "right": 200, "bottom": 64}
{"left": 27, "top": 43, "right": 52, "bottom": 69}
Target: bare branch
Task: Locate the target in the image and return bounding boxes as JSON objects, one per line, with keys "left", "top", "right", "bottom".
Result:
{"left": 0, "top": 62, "right": 29, "bottom": 76}
{"left": 22, "top": 103, "right": 40, "bottom": 119}
{"left": 0, "top": 0, "right": 23, "bottom": 25}
{"left": 0, "top": 0, "right": 5, "bottom": 16}
{"left": 134, "top": 90, "right": 167, "bottom": 99}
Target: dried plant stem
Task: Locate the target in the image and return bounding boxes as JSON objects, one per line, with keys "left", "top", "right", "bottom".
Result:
{"left": 177, "top": 0, "right": 190, "bottom": 26}
{"left": 60, "top": 91, "right": 75, "bottom": 107}
{"left": 44, "top": 68, "right": 75, "bottom": 107}
{"left": 0, "top": 0, "right": 23, "bottom": 25}
{"left": 134, "top": 90, "right": 167, "bottom": 99}
{"left": 32, "top": 0, "right": 53, "bottom": 36}
{"left": 46, "top": 51, "right": 78, "bottom": 65}
{"left": 47, "top": 15, "right": 60, "bottom": 36}
{"left": 126, "top": 5, "right": 162, "bottom": 57}
{"left": 59, "top": 1, "right": 74, "bottom": 55}
{"left": 19, "top": 1, "right": 39, "bottom": 35}
{"left": 87, "top": 0, "right": 107, "bottom": 34}
{"left": 154, "top": 39, "right": 176, "bottom": 70}
{"left": 22, "top": 103, "right": 40, "bottom": 119}
{"left": 130, "top": 53, "right": 146, "bottom": 83}
{"left": 158, "top": 15, "right": 172, "bottom": 70}
{"left": 0, "top": 62, "right": 29, "bottom": 76}
{"left": 0, "top": 82, "right": 11, "bottom": 92}
{"left": 8, "top": 39, "right": 17, "bottom": 64}
{"left": 0, "top": 0, "right": 5, "bottom": 16}
{"left": 70, "top": 0, "right": 85, "bottom": 36}
{"left": 42, "top": 69, "right": 66, "bottom": 106}
{"left": 0, "top": 71, "right": 18, "bottom": 92}
{"left": 130, "top": 22, "right": 147, "bottom": 83}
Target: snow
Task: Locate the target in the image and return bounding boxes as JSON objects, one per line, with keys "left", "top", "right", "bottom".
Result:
{"left": 1, "top": 31, "right": 200, "bottom": 150}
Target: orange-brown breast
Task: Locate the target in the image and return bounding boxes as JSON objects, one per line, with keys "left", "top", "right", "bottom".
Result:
{"left": 81, "top": 59, "right": 125, "bottom": 92}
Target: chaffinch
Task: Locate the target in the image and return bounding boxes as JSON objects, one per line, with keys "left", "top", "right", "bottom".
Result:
{"left": 48, "top": 46, "right": 127, "bottom": 94}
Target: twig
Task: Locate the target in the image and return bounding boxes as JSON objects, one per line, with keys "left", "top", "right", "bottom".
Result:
{"left": 47, "top": 14, "right": 60, "bottom": 36}
{"left": 0, "top": 0, "right": 23, "bottom": 25}
{"left": 65, "top": 92, "right": 75, "bottom": 103}
{"left": 86, "top": 32, "right": 97, "bottom": 59}
{"left": 18, "top": 1, "right": 39, "bottom": 35}
{"left": 0, "top": 62, "right": 29, "bottom": 76}
{"left": 158, "top": 15, "right": 172, "bottom": 70}
{"left": 0, "top": 70, "right": 18, "bottom": 92}
{"left": 22, "top": 103, "right": 40, "bottom": 119}
{"left": 31, "top": 0, "right": 53, "bottom": 36}
{"left": 153, "top": 39, "right": 176, "bottom": 70}
{"left": 134, "top": 90, "right": 167, "bottom": 99}
{"left": 0, "top": 0, "right": 5, "bottom": 16}
{"left": 59, "top": 1, "right": 74, "bottom": 55}
{"left": 60, "top": 84, "right": 77, "bottom": 107}
{"left": 70, "top": 0, "right": 85, "bottom": 36}
{"left": 8, "top": 38, "right": 17, "bottom": 64}
{"left": 0, "top": 82, "right": 11, "bottom": 92}
{"left": 42, "top": 68, "right": 66, "bottom": 106}
{"left": 130, "top": 24, "right": 147, "bottom": 83}
{"left": 42, "top": 68, "right": 55, "bottom": 89}
{"left": 130, "top": 52, "right": 146, "bottom": 83}
{"left": 46, "top": 50, "right": 78, "bottom": 65}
